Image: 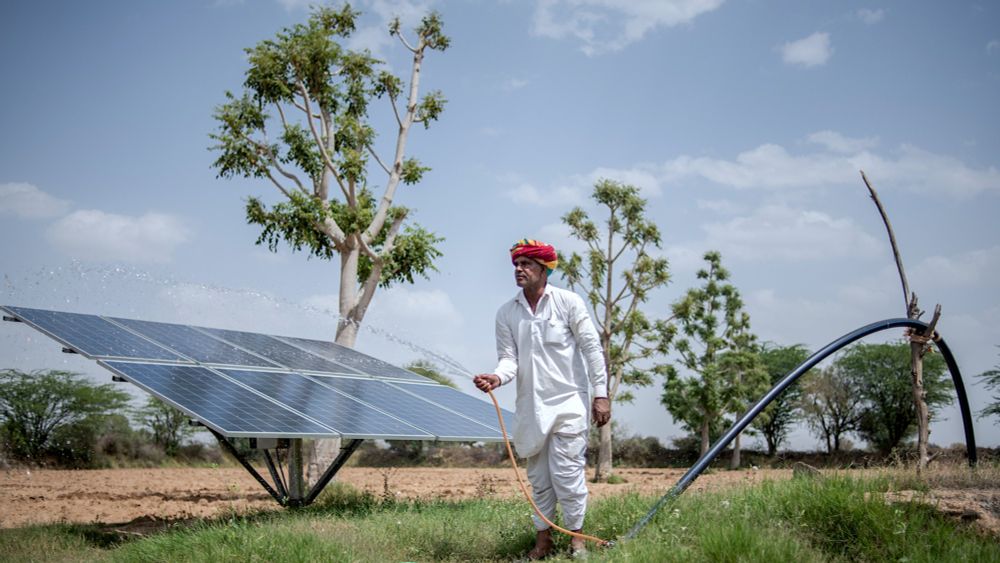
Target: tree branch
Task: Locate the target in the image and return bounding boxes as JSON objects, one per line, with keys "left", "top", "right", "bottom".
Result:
{"left": 367, "top": 144, "right": 392, "bottom": 176}
{"left": 364, "top": 40, "right": 426, "bottom": 244}
{"left": 860, "top": 170, "right": 912, "bottom": 315}
{"left": 295, "top": 79, "right": 350, "bottom": 201}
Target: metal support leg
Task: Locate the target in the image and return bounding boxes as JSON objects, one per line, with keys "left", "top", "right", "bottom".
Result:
{"left": 263, "top": 450, "right": 288, "bottom": 499}
{"left": 304, "top": 439, "right": 364, "bottom": 506}
{"left": 209, "top": 429, "right": 284, "bottom": 505}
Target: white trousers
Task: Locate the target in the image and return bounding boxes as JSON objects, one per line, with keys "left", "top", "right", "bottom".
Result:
{"left": 526, "top": 431, "right": 589, "bottom": 531}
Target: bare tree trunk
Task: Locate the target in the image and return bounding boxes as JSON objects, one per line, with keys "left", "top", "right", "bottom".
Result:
{"left": 730, "top": 431, "right": 741, "bottom": 469}
{"left": 700, "top": 419, "right": 710, "bottom": 457}
{"left": 593, "top": 424, "right": 613, "bottom": 482}
{"left": 860, "top": 170, "right": 940, "bottom": 473}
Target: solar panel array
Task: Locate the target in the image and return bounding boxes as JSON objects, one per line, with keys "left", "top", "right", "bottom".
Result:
{"left": 3, "top": 305, "right": 514, "bottom": 442}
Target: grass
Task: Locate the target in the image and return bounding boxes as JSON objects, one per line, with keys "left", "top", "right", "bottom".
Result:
{"left": 2, "top": 466, "right": 997, "bottom": 562}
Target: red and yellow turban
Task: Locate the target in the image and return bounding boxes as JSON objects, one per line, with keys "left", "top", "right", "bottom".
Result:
{"left": 510, "top": 239, "right": 558, "bottom": 275}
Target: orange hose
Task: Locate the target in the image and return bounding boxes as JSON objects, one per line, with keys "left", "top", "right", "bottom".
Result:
{"left": 487, "top": 389, "right": 612, "bottom": 548}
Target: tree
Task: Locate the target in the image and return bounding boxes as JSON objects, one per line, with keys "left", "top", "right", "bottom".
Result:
{"left": 560, "top": 179, "right": 671, "bottom": 482}
{"left": 799, "top": 365, "right": 863, "bottom": 454}
{"left": 753, "top": 343, "right": 810, "bottom": 456}
{"left": 977, "top": 348, "right": 1000, "bottom": 420}
{"left": 209, "top": 4, "right": 449, "bottom": 486}
{"left": 838, "top": 342, "right": 952, "bottom": 455}
{"left": 717, "top": 343, "right": 768, "bottom": 468}
{"left": 659, "top": 251, "right": 762, "bottom": 459}
{"left": 405, "top": 360, "right": 457, "bottom": 389}
{"left": 0, "top": 369, "right": 130, "bottom": 462}
{"left": 133, "top": 396, "right": 197, "bottom": 456}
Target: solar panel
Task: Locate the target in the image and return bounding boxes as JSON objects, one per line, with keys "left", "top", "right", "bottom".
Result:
{"left": 309, "top": 375, "right": 503, "bottom": 441}
{"left": 278, "top": 336, "right": 429, "bottom": 381}
{"left": 391, "top": 381, "right": 515, "bottom": 433}
{"left": 200, "top": 327, "right": 350, "bottom": 374}
{"left": 111, "top": 317, "right": 282, "bottom": 368}
{"left": 101, "top": 361, "right": 336, "bottom": 438}
{"left": 3, "top": 305, "right": 512, "bottom": 443}
{"left": 220, "top": 368, "right": 434, "bottom": 440}
{"left": 2, "top": 306, "right": 184, "bottom": 362}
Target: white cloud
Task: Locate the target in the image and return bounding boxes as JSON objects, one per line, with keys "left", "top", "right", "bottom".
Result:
{"left": 505, "top": 182, "right": 585, "bottom": 207}
{"left": 46, "top": 210, "right": 192, "bottom": 264}
{"left": 988, "top": 39, "right": 1000, "bottom": 55}
{"left": 701, "top": 204, "right": 882, "bottom": 261}
{"left": 502, "top": 77, "right": 529, "bottom": 91}
{"left": 659, "top": 133, "right": 1000, "bottom": 196}
{"left": 0, "top": 182, "right": 71, "bottom": 219}
{"left": 806, "top": 130, "right": 879, "bottom": 154}
{"left": 911, "top": 246, "right": 1000, "bottom": 290}
{"left": 856, "top": 8, "right": 885, "bottom": 25}
{"left": 780, "top": 32, "right": 833, "bottom": 68}
{"left": 532, "top": 0, "right": 725, "bottom": 56}
{"left": 695, "top": 199, "right": 746, "bottom": 215}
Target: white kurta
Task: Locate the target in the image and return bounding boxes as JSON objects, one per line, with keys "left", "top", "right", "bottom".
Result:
{"left": 493, "top": 284, "right": 608, "bottom": 459}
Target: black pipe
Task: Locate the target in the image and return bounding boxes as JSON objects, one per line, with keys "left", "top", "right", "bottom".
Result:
{"left": 623, "top": 318, "right": 977, "bottom": 541}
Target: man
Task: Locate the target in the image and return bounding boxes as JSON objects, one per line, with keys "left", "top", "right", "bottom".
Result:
{"left": 474, "top": 239, "right": 611, "bottom": 559}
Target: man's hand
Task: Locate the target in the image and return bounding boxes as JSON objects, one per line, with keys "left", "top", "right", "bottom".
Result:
{"left": 592, "top": 397, "right": 611, "bottom": 427}
{"left": 473, "top": 374, "right": 500, "bottom": 393}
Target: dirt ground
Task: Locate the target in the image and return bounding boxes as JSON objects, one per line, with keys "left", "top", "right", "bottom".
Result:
{"left": 2, "top": 466, "right": 996, "bottom": 537}
{"left": 0, "top": 466, "right": 781, "bottom": 529}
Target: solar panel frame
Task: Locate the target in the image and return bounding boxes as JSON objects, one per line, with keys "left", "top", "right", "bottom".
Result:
{"left": 3, "top": 305, "right": 512, "bottom": 443}
{"left": 304, "top": 374, "right": 504, "bottom": 441}
{"left": 196, "top": 326, "right": 355, "bottom": 375}
{"left": 219, "top": 368, "right": 435, "bottom": 440}
{"left": 108, "top": 316, "right": 285, "bottom": 369}
{"left": 388, "top": 380, "right": 515, "bottom": 434}
{"left": 1, "top": 306, "right": 187, "bottom": 362}
{"left": 100, "top": 360, "right": 340, "bottom": 438}
{"left": 276, "top": 335, "right": 430, "bottom": 381}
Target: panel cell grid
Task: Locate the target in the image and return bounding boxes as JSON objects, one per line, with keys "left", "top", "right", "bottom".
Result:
{"left": 112, "top": 317, "right": 281, "bottom": 368}
{"left": 280, "top": 336, "right": 428, "bottom": 381}
{"left": 4, "top": 306, "right": 183, "bottom": 361}
{"left": 310, "top": 376, "right": 502, "bottom": 440}
{"left": 392, "top": 382, "right": 514, "bottom": 433}
{"left": 221, "top": 369, "right": 433, "bottom": 440}
{"left": 102, "top": 361, "right": 335, "bottom": 437}
{"left": 201, "top": 327, "right": 348, "bottom": 373}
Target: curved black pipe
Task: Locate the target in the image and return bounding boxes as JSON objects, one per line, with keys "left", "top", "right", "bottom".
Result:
{"left": 623, "top": 318, "right": 977, "bottom": 541}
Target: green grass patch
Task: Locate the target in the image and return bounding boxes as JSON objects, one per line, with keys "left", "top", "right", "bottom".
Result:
{"left": 2, "top": 474, "right": 997, "bottom": 562}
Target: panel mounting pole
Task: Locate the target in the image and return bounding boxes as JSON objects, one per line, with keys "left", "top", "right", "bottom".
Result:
{"left": 287, "top": 438, "right": 305, "bottom": 503}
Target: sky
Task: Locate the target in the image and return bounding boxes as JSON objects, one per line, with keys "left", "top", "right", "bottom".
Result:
{"left": 1, "top": 0, "right": 998, "bottom": 452}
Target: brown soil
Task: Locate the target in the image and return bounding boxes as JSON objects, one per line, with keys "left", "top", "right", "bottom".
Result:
{"left": 4, "top": 467, "right": 996, "bottom": 539}
{"left": 0, "top": 466, "right": 782, "bottom": 529}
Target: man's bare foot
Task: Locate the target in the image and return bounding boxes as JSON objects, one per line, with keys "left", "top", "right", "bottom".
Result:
{"left": 527, "top": 528, "right": 554, "bottom": 560}
{"left": 569, "top": 532, "right": 588, "bottom": 558}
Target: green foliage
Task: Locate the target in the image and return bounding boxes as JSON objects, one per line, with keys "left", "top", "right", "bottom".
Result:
{"left": 404, "top": 360, "right": 457, "bottom": 389}
{"left": 838, "top": 341, "right": 952, "bottom": 455}
{"left": 0, "top": 369, "right": 130, "bottom": 464}
{"left": 14, "top": 473, "right": 998, "bottom": 562}
{"left": 753, "top": 343, "right": 811, "bottom": 456}
{"left": 976, "top": 347, "right": 1000, "bottom": 420}
{"left": 133, "top": 396, "right": 197, "bottom": 457}
{"left": 799, "top": 365, "right": 864, "bottom": 454}
{"left": 659, "top": 251, "right": 768, "bottom": 455}
{"left": 209, "top": 4, "right": 448, "bottom": 341}
{"left": 560, "top": 179, "right": 672, "bottom": 404}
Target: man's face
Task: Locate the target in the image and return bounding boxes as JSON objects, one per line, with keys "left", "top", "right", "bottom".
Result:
{"left": 513, "top": 256, "right": 546, "bottom": 289}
